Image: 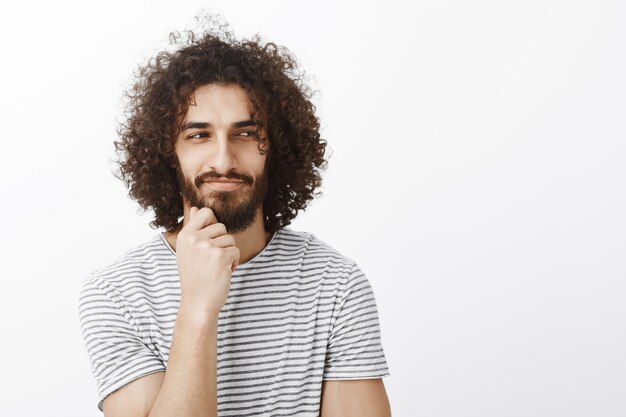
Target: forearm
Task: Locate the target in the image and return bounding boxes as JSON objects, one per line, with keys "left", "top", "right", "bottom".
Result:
{"left": 148, "top": 304, "right": 219, "bottom": 417}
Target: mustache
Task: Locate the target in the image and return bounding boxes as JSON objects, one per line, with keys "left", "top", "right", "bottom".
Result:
{"left": 195, "top": 171, "right": 254, "bottom": 187}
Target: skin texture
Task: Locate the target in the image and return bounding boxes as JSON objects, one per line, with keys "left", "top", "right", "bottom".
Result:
{"left": 102, "top": 84, "right": 392, "bottom": 416}
{"left": 165, "top": 84, "right": 272, "bottom": 264}
{"left": 171, "top": 83, "right": 271, "bottom": 236}
{"left": 321, "top": 379, "right": 392, "bottom": 417}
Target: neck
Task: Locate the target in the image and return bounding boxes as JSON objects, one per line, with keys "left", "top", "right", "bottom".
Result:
{"left": 164, "top": 205, "right": 273, "bottom": 265}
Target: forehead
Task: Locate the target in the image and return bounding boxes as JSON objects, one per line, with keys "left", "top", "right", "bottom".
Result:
{"left": 183, "top": 83, "right": 254, "bottom": 123}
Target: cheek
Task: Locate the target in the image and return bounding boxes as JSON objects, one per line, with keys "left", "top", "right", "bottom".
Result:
{"left": 177, "top": 148, "right": 204, "bottom": 170}
{"left": 256, "top": 156, "right": 269, "bottom": 176}
{"left": 241, "top": 147, "right": 267, "bottom": 173}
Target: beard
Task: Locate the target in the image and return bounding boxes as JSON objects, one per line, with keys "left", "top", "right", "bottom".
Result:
{"left": 175, "top": 163, "right": 268, "bottom": 234}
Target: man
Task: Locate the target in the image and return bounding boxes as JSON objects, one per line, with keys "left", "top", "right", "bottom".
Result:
{"left": 78, "top": 19, "right": 391, "bottom": 417}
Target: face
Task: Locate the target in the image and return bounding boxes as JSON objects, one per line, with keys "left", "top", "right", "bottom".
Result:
{"left": 172, "top": 83, "right": 269, "bottom": 233}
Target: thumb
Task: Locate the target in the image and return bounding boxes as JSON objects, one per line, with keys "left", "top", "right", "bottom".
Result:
{"left": 189, "top": 206, "right": 197, "bottom": 221}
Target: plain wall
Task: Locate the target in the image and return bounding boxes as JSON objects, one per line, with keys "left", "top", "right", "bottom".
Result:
{"left": 0, "top": 1, "right": 624, "bottom": 416}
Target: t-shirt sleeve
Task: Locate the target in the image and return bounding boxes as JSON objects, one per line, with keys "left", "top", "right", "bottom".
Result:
{"left": 323, "top": 262, "right": 390, "bottom": 380}
{"left": 78, "top": 276, "right": 166, "bottom": 411}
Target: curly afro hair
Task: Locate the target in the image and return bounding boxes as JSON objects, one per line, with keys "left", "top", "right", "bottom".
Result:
{"left": 112, "top": 18, "right": 329, "bottom": 233}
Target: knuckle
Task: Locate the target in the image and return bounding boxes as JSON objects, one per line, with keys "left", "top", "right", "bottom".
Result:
{"left": 214, "top": 223, "right": 226, "bottom": 235}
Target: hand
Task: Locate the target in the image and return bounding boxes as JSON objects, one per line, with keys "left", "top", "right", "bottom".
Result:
{"left": 175, "top": 207, "right": 240, "bottom": 315}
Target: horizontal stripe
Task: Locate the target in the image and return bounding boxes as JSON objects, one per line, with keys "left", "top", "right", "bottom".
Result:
{"left": 78, "top": 226, "right": 389, "bottom": 414}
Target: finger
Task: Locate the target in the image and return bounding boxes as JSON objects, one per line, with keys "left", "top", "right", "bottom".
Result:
{"left": 225, "top": 246, "right": 240, "bottom": 271}
{"left": 210, "top": 234, "right": 236, "bottom": 248}
{"left": 189, "top": 207, "right": 218, "bottom": 230}
{"left": 189, "top": 206, "right": 197, "bottom": 222}
{"left": 199, "top": 222, "right": 229, "bottom": 239}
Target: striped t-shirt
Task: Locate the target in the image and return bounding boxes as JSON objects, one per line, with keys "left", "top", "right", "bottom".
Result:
{"left": 78, "top": 226, "right": 390, "bottom": 415}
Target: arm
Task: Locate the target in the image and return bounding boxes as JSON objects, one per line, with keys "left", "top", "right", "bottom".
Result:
{"left": 101, "top": 207, "right": 238, "bottom": 417}
{"left": 102, "top": 306, "right": 219, "bottom": 417}
{"left": 320, "top": 262, "right": 391, "bottom": 416}
{"left": 320, "top": 379, "right": 392, "bottom": 417}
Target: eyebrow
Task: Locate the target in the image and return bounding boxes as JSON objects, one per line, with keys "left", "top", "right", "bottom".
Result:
{"left": 181, "top": 120, "right": 259, "bottom": 131}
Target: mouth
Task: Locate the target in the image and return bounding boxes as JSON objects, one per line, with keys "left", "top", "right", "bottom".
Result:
{"left": 203, "top": 180, "right": 245, "bottom": 191}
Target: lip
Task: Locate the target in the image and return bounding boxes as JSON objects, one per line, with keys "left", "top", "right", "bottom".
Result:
{"left": 204, "top": 180, "right": 244, "bottom": 190}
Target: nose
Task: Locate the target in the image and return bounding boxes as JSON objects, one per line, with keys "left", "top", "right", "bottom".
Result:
{"left": 211, "top": 133, "right": 237, "bottom": 174}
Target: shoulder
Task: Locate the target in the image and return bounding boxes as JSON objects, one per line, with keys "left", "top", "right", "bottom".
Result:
{"left": 279, "top": 227, "right": 352, "bottom": 258}
{"left": 79, "top": 233, "right": 174, "bottom": 298}
{"left": 277, "top": 227, "right": 358, "bottom": 272}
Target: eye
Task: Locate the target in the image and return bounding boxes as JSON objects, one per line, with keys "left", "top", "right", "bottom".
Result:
{"left": 237, "top": 130, "right": 258, "bottom": 138}
{"left": 187, "top": 132, "right": 209, "bottom": 140}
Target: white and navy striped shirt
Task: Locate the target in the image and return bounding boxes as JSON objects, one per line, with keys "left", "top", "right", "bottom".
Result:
{"left": 78, "top": 227, "right": 390, "bottom": 415}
